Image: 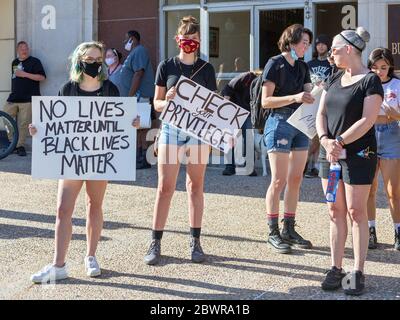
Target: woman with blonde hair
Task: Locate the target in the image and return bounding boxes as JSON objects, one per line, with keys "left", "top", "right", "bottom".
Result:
{"left": 316, "top": 28, "right": 383, "bottom": 295}
{"left": 144, "top": 16, "right": 216, "bottom": 265}
{"left": 30, "top": 41, "right": 139, "bottom": 283}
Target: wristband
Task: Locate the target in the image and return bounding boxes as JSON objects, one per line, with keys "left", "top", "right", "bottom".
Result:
{"left": 319, "top": 134, "right": 328, "bottom": 141}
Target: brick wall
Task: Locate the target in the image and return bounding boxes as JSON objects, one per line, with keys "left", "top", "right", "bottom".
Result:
{"left": 98, "top": 0, "right": 159, "bottom": 71}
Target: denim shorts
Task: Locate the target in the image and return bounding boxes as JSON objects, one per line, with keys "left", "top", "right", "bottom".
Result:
{"left": 159, "top": 123, "right": 203, "bottom": 146}
{"left": 263, "top": 107, "right": 310, "bottom": 153}
{"left": 375, "top": 121, "right": 400, "bottom": 159}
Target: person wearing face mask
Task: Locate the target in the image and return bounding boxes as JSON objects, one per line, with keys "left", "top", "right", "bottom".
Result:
{"left": 304, "top": 35, "right": 333, "bottom": 179}
{"left": 262, "top": 24, "right": 314, "bottom": 254}
{"left": 28, "top": 42, "right": 140, "bottom": 283}
{"left": 105, "top": 48, "right": 123, "bottom": 87}
{"left": 143, "top": 16, "right": 217, "bottom": 266}
{"left": 4, "top": 41, "right": 46, "bottom": 156}
{"left": 116, "top": 30, "right": 155, "bottom": 169}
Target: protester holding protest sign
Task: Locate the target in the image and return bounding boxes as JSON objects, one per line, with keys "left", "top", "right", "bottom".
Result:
{"left": 29, "top": 41, "right": 140, "bottom": 283}
{"left": 316, "top": 28, "right": 383, "bottom": 295}
{"left": 367, "top": 47, "right": 400, "bottom": 251}
{"left": 262, "top": 24, "right": 314, "bottom": 254}
{"left": 144, "top": 16, "right": 217, "bottom": 265}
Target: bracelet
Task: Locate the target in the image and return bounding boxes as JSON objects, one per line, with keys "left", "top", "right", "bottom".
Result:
{"left": 319, "top": 134, "right": 328, "bottom": 141}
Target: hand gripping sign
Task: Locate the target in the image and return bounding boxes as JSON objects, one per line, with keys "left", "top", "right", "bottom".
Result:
{"left": 159, "top": 76, "right": 250, "bottom": 153}
{"left": 287, "top": 85, "right": 323, "bottom": 139}
{"left": 31, "top": 96, "right": 138, "bottom": 181}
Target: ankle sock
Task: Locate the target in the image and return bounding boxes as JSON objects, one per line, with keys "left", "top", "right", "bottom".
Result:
{"left": 190, "top": 227, "right": 201, "bottom": 238}
{"left": 267, "top": 213, "right": 279, "bottom": 226}
{"left": 368, "top": 220, "right": 376, "bottom": 228}
{"left": 152, "top": 230, "right": 163, "bottom": 240}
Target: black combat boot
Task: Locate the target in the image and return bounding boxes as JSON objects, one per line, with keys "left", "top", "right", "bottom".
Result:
{"left": 281, "top": 218, "right": 312, "bottom": 249}
{"left": 267, "top": 224, "right": 292, "bottom": 254}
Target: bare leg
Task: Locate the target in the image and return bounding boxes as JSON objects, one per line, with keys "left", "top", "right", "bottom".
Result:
{"left": 321, "top": 179, "right": 348, "bottom": 268}
{"left": 345, "top": 183, "right": 371, "bottom": 272}
{"left": 152, "top": 144, "right": 181, "bottom": 230}
{"left": 185, "top": 144, "right": 209, "bottom": 228}
{"left": 367, "top": 161, "right": 379, "bottom": 222}
{"left": 266, "top": 152, "right": 289, "bottom": 215}
{"left": 380, "top": 159, "right": 400, "bottom": 224}
{"left": 284, "top": 150, "right": 308, "bottom": 213}
{"left": 85, "top": 180, "right": 108, "bottom": 257}
{"left": 54, "top": 180, "right": 83, "bottom": 267}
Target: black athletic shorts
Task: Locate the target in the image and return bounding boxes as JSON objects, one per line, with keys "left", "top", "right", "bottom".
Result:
{"left": 319, "top": 153, "right": 377, "bottom": 185}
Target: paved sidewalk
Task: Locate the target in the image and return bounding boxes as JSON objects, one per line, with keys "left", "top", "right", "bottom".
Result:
{"left": 0, "top": 153, "right": 399, "bottom": 300}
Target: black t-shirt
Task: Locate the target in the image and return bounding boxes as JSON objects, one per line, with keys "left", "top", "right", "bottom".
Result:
{"left": 7, "top": 56, "right": 46, "bottom": 103}
{"left": 307, "top": 58, "right": 332, "bottom": 83}
{"left": 262, "top": 54, "right": 311, "bottom": 110}
{"left": 321, "top": 71, "right": 384, "bottom": 157}
{"left": 58, "top": 80, "right": 120, "bottom": 97}
{"left": 221, "top": 72, "right": 256, "bottom": 112}
{"left": 155, "top": 57, "right": 217, "bottom": 92}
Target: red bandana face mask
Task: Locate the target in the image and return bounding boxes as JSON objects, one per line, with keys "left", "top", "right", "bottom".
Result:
{"left": 178, "top": 37, "right": 200, "bottom": 54}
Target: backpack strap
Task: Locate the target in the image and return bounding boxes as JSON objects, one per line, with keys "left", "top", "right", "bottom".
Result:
{"left": 190, "top": 61, "right": 209, "bottom": 80}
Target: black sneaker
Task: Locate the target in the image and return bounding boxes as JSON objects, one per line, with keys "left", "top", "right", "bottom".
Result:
{"left": 222, "top": 166, "right": 235, "bottom": 176}
{"left": 190, "top": 237, "right": 206, "bottom": 263}
{"left": 15, "top": 146, "right": 27, "bottom": 157}
{"left": 321, "top": 266, "right": 346, "bottom": 291}
{"left": 395, "top": 227, "right": 400, "bottom": 251}
{"left": 144, "top": 239, "right": 161, "bottom": 265}
{"left": 281, "top": 218, "right": 313, "bottom": 249}
{"left": 344, "top": 271, "right": 365, "bottom": 296}
{"left": 267, "top": 225, "right": 292, "bottom": 254}
{"left": 248, "top": 170, "right": 257, "bottom": 176}
{"left": 368, "top": 226, "right": 378, "bottom": 249}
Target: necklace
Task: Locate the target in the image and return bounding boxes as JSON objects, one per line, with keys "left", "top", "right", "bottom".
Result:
{"left": 176, "top": 56, "right": 197, "bottom": 79}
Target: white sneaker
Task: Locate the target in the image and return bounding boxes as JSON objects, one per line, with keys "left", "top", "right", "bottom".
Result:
{"left": 84, "top": 256, "right": 101, "bottom": 277}
{"left": 30, "top": 264, "right": 68, "bottom": 284}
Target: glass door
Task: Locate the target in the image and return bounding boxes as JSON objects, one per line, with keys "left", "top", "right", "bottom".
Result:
{"left": 207, "top": 8, "right": 252, "bottom": 92}
{"left": 256, "top": 5, "right": 304, "bottom": 70}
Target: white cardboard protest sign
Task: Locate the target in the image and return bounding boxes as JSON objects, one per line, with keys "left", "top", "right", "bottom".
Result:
{"left": 31, "top": 96, "right": 138, "bottom": 181}
{"left": 159, "top": 76, "right": 250, "bottom": 153}
{"left": 287, "top": 86, "right": 323, "bottom": 139}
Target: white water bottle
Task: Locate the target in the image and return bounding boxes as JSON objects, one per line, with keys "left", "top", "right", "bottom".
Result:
{"left": 326, "top": 162, "right": 341, "bottom": 202}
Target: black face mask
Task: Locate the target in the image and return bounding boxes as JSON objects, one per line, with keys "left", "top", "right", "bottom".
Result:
{"left": 80, "top": 61, "right": 102, "bottom": 78}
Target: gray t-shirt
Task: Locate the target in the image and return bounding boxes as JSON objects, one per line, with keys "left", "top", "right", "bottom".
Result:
{"left": 116, "top": 44, "right": 155, "bottom": 98}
